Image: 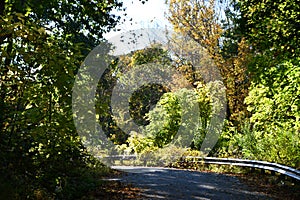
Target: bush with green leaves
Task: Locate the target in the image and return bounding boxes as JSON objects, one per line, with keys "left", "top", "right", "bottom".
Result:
{"left": 220, "top": 59, "right": 300, "bottom": 168}
{"left": 120, "top": 83, "right": 213, "bottom": 156}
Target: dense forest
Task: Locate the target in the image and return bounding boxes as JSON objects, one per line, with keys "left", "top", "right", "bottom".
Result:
{"left": 0, "top": 0, "right": 299, "bottom": 199}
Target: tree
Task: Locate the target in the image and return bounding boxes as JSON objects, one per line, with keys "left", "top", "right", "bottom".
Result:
{"left": 213, "top": 0, "right": 300, "bottom": 168}
{"left": 0, "top": 0, "right": 122, "bottom": 47}
{"left": 229, "top": 0, "right": 300, "bottom": 168}
{"left": 0, "top": 0, "right": 123, "bottom": 198}
{"left": 144, "top": 86, "right": 212, "bottom": 150}
{"left": 237, "top": 59, "right": 300, "bottom": 168}
{"left": 96, "top": 45, "right": 172, "bottom": 144}
{"left": 168, "top": 0, "right": 223, "bottom": 58}
{"left": 238, "top": 0, "right": 300, "bottom": 59}
{"left": 109, "top": 44, "right": 223, "bottom": 155}
{"left": 167, "top": 0, "right": 251, "bottom": 126}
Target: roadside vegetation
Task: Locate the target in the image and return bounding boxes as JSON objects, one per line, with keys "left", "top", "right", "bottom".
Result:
{"left": 102, "top": 0, "right": 299, "bottom": 169}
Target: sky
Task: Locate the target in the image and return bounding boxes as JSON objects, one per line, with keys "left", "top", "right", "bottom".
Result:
{"left": 104, "top": 0, "right": 228, "bottom": 55}
{"left": 104, "top": 0, "right": 171, "bottom": 39}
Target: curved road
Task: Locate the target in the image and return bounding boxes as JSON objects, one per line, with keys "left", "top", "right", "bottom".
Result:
{"left": 112, "top": 166, "right": 272, "bottom": 200}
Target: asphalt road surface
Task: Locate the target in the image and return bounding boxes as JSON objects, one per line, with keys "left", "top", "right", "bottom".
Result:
{"left": 112, "top": 166, "right": 272, "bottom": 200}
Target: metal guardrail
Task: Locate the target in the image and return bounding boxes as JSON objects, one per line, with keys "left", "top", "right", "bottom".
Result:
{"left": 98, "top": 155, "right": 300, "bottom": 181}
{"left": 183, "top": 156, "right": 300, "bottom": 181}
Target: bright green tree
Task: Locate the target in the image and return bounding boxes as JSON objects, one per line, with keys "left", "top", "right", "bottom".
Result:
{"left": 237, "top": 59, "right": 300, "bottom": 168}
{"left": 219, "top": 0, "right": 300, "bottom": 168}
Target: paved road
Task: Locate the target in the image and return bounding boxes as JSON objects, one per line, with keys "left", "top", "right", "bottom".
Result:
{"left": 112, "top": 166, "right": 272, "bottom": 200}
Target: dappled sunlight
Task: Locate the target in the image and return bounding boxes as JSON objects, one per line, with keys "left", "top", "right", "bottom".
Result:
{"left": 115, "top": 166, "right": 272, "bottom": 199}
